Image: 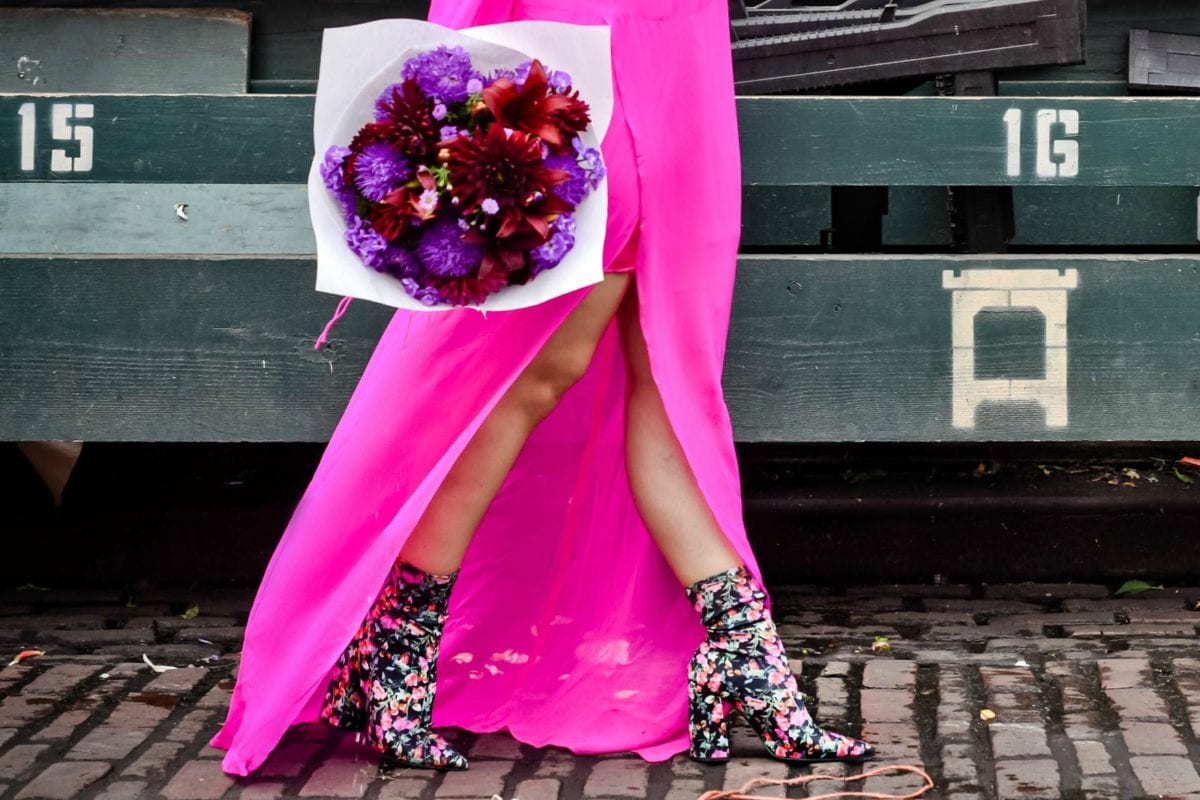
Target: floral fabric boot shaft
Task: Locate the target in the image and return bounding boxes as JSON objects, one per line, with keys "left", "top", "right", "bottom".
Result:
{"left": 686, "top": 565, "right": 876, "bottom": 763}
{"left": 320, "top": 558, "right": 468, "bottom": 770}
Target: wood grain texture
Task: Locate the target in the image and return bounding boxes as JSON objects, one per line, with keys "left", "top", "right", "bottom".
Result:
{"left": 6, "top": 180, "right": 1197, "bottom": 253}
{"left": 0, "top": 95, "right": 312, "bottom": 183}
{"left": 0, "top": 8, "right": 250, "bottom": 93}
{"left": 7, "top": 94, "right": 1199, "bottom": 188}
{"left": 0, "top": 184, "right": 312, "bottom": 255}
{"left": 738, "top": 96, "right": 1200, "bottom": 187}
{"left": 726, "top": 255, "right": 1200, "bottom": 442}
{"left": 0, "top": 0, "right": 1180, "bottom": 89}
{"left": 5, "top": 255, "right": 1200, "bottom": 443}
{"left": 0, "top": 0, "right": 430, "bottom": 84}
{"left": 0, "top": 257, "right": 389, "bottom": 442}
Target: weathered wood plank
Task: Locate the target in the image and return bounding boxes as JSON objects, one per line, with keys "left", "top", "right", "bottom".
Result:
{"left": 0, "top": 257, "right": 386, "bottom": 442}
{"left": 4, "top": 255, "right": 1200, "bottom": 443}
{"left": 1011, "top": 187, "right": 1200, "bottom": 246}
{"left": 0, "top": 8, "right": 250, "bottom": 93}
{"left": 0, "top": 0, "right": 427, "bottom": 85}
{"left": 1, "top": 180, "right": 1195, "bottom": 256}
{"left": 0, "top": 186, "right": 1160, "bottom": 254}
{"left": 0, "top": 184, "right": 312, "bottom": 255}
{"left": 726, "top": 255, "right": 1200, "bottom": 442}
{"left": 6, "top": 94, "right": 1200, "bottom": 188}
{"left": 0, "top": 95, "right": 311, "bottom": 183}
{"left": 741, "top": 186, "right": 829, "bottom": 248}
{"left": 738, "top": 96, "right": 1200, "bottom": 187}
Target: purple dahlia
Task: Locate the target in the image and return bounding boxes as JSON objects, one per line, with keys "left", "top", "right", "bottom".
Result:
{"left": 400, "top": 45, "right": 481, "bottom": 104}
{"left": 416, "top": 217, "right": 483, "bottom": 278}
{"left": 353, "top": 142, "right": 411, "bottom": 202}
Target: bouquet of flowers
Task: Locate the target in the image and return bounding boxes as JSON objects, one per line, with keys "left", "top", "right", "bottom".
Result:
{"left": 309, "top": 21, "right": 614, "bottom": 316}
{"left": 320, "top": 46, "right": 606, "bottom": 307}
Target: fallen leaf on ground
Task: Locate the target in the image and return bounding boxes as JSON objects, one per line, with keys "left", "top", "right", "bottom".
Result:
{"left": 1115, "top": 579, "right": 1164, "bottom": 596}
{"left": 142, "top": 653, "right": 179, "bottom": 673}
{"left": 7, "top": 649, "right": 45, "bottom": 667}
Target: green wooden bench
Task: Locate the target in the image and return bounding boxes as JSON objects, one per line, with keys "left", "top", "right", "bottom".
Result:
{"left": 3, "top": 3, "right": 1200, "bottom": 446}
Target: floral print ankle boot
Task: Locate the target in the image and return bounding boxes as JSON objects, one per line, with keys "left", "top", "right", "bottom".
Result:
{"left": 685, "top": 565, "right": 876, "bottom": 764}
{"left": 320, "top": 558, "right": 468, "bottom": 770}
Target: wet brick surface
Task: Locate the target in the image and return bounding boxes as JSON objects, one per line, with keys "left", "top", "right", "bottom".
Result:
{"left": 3, "top": 583, "right": 1200, "bottom": 798}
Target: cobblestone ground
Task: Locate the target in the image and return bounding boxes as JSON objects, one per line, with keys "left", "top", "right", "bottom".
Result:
{"left": 4, "top": 583, "right": 1200, "bottom": 799}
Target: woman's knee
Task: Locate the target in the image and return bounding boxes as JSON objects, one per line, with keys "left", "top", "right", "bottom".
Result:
{"left": 514, "top": 344, "right": 596, "bottom": 417}
{"left": 507, "top": 273, "right": 631, "bottom": 421}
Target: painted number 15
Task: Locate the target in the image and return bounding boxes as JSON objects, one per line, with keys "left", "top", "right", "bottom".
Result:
{"left": 17, "top": 101, "right": 95, "bottom": 172}
{"left": 1003, "top": 108, "right": 1079, "bottom": 179}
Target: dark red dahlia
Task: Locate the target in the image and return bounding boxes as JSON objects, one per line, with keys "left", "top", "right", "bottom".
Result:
{"left": 481, "top": 59, "right": 591, "bottom": 152}
{"left": 426, "top": 268, "right": 511, "bottom": 307}
{"left": 366, "top": 190, "right": 413, "bottom": 240}
{"left": 444, "top": 124, "right": 573, "bottom": 243}
{"left": 548, "top": 89, "right": 590, "bottom": 141}
{"left": 374, "top": 78, "right": 439, "bottom": 159}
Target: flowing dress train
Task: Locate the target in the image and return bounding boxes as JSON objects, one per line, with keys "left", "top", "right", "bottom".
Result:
{"left": 210, "top": 0, "right": 766, "bottom": 776}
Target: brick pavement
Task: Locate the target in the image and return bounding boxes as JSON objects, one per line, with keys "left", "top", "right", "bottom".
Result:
{"left": 3, "top": 583, "right": 1200, "bottom": 798}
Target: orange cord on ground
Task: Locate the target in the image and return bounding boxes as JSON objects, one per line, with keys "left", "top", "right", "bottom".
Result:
{"left": 698, "top": 764, "right": 934, "bottom": 800}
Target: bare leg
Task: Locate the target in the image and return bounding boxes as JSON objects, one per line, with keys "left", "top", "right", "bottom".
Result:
{"left": 616, "top": 281, "right": 742, "bottom": 587}
{"left": 400, "top": 271, "right": 633, "bottom": 575}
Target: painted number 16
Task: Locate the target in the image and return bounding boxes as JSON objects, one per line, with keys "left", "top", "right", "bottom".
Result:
{"left": 1003, "top": 108, "right": 1079, "bottom": 179}
{"left": 17, "top": 101, "right": 94, "bottom": 172}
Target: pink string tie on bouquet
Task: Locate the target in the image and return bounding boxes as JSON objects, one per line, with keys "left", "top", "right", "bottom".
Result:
{"left": 314, "top": 295, "right": 354, "bottom": 350}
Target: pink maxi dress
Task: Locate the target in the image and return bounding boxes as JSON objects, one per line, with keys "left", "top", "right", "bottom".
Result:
{"left": 210, "top": 0, "right": 767, "bottom": 776}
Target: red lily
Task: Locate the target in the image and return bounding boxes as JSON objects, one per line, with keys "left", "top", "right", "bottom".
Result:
{"left": 481, "top": 59, "right": 591, "bottom": 151}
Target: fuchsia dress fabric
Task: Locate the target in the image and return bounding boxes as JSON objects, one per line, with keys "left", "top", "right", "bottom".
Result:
{"left": 211, "top": 0, "right": 766, "bottom": 776}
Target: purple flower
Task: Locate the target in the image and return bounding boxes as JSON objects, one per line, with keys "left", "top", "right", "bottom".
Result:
{"left": 416, "top": 217, "right": 483, "bottom": 278}
{"left": 320, "top": 145, "right": 357, "bottom": 221}
{"left": 547, "top": 69, "right": 572, "bottom": 92}
{"left": 432, "top": 103, "right": 447, "bottom": 121}
{"left": 487, "top": 66, "right": 516, "bottom": 83}
{"left": 481, "top": 197, "right": 499, "bottom": 215}
{"left": 531, "top": 214, "right": 576, "bottom": 275}
{"left": 513, "top": 60, "right": 532, "bottom": 87}
{"left": 353, "top": 142, "right": 411, "bottom": 202}
{"left": 401, "top": 45, "right": 481, "bottom": 104}
{"left": 573, "top": 137, "right": 606, "bottom": 189}
{"left": 545, "top": 151, "right": 590, "bottom": 205}
{"left": 439, "top": 125, "right": 460, "bottom": 140}
{"left": 467, "top": 77, "right": 483, "bottom": 94}
{"left": 418, "top": 189, "right": 439, "bottom": 214}
{"left": 345, "top": 215, "right": 388, "bottom": 269}
{"left": 401, "top": 277, "right": 441, "bottom": 305}
{"left": 382, "top": 245, "right": 420, "bottom": 278}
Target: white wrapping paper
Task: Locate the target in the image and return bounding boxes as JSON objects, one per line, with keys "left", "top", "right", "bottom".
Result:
{"left": 308, "top": 20, "right": 613, "bottom": 313}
